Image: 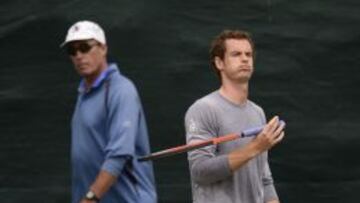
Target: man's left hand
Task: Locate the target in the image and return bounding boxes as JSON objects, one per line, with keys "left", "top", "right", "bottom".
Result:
{"left": 80, "top": 199, "right": 98, "bottom": 203}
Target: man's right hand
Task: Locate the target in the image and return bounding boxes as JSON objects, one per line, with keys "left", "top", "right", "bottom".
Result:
{"left": 252, "top": 116, "right": 285, "bottom": 152}
{"left": 228, "top": 116, "right": 285, "bottom": 172}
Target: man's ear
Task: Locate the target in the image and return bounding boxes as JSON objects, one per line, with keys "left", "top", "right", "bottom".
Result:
{"left": 215, "top": 56, "right": 223, "bottom": 71}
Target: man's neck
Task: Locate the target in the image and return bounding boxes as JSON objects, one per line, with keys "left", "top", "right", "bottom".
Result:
{"left": 84, "top": 62, "right": 108, "bottom": 89}
{"left": 219, "top": 79, "right": 249, "bottom": 105}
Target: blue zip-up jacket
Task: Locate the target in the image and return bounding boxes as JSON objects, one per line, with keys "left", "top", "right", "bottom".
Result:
{"left": 71, "top": 63, "right": 156, "bottom": 203}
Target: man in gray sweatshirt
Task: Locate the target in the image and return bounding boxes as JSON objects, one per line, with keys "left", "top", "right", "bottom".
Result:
{"left": 184, "top": 30, "right": 285, "bottom": 203}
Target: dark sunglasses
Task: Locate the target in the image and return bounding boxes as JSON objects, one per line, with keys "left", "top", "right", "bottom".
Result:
{"left": 66, "top": 42, "right": 99, "bottom": 56}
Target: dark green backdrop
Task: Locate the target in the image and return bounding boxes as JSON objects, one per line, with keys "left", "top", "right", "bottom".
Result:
{"left": 1, "top": 0, "right": 360, "bottom": 202}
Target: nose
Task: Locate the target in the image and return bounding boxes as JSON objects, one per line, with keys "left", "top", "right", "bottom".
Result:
{"left": 240, "top": 54, "right": 249, "bottom": 63}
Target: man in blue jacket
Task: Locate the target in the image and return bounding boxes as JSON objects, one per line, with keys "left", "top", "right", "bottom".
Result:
{"left": 61, "top": 20, "right": 157, "bottom": 203}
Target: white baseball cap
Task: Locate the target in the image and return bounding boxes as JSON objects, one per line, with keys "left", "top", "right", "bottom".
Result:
{"left": 61, "top": 20, "right": 106, "bottom": 47}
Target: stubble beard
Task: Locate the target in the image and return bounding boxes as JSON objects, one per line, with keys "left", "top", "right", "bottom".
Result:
{"left": 229, "top": 70, "right": 253, "bottom": 84}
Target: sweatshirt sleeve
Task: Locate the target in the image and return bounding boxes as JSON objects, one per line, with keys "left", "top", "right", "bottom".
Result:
{"left": 185, "top": 100, "right": 232, "bottom": 185}
{"left": 263, "top": 152, "right": 279, "bottom": 202}
{"left": 101, "top": 79, "right": 141, "bottom": 176}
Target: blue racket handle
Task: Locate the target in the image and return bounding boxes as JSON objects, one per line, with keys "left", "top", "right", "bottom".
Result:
{"left": 242, "top": 120, "right": 286, "bottom": 137}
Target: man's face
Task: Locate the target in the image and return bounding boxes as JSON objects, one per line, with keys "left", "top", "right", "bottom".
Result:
{"left": 66, "top": 39, "right": 107, "bottom": 78}
{"left": 216, "top": 39, "right": 254, "bottom": 83}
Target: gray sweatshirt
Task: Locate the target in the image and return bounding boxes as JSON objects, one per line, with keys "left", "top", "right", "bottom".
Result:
{"left": 185, "top": 91, "right": 278, "bottom": 203}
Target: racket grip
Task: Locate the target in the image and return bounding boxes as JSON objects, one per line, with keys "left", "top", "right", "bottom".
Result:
{"left": 242, "top": 120, "right": 285, "bottom": 137}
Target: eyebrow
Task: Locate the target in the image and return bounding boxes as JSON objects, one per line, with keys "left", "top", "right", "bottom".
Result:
{"left": 229, "top": 50, "right": 252, "bottom": 55}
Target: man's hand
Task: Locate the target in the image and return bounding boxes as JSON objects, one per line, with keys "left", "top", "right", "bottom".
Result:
{"left": 79, "top": 170, "right": 117, "bottom": 203}
{"left": 267, "top": 199, "right": 280, "bottom": 203}
{"left": 252, "top": 116, "right": 285, "bottom": 152}
{"left": 80, "top": 199, "right": 97, "bottom": 203}
{"left": 228, "top": 116, "right": 285, "bottom": 171}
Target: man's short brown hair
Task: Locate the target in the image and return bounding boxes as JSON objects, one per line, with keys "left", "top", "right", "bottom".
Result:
{"left": 209, "top": 30, "right": 255, "bottom": 79}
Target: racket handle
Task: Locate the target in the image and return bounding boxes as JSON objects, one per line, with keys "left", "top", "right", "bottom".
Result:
{"left": 242, "top": 120, "right": 285, "bottom": 137}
